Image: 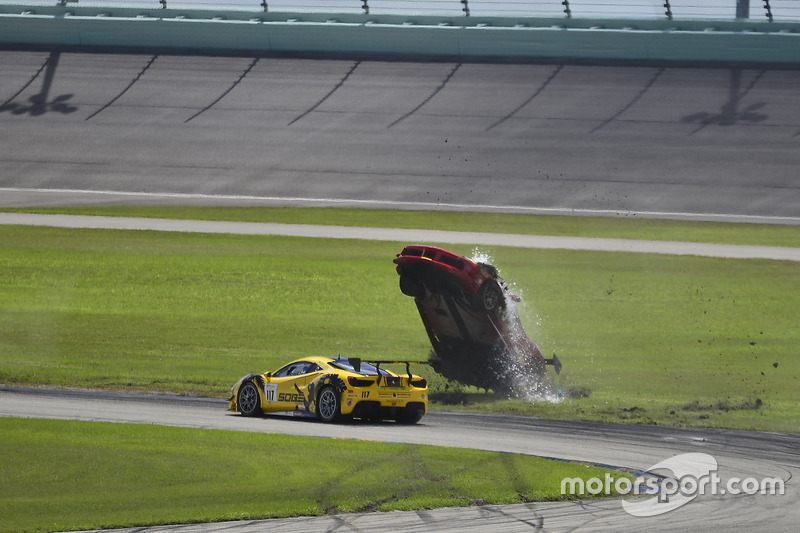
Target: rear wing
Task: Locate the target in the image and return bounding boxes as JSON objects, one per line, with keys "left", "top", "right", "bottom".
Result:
{"left": 544, "top": 353, "right": 562, "bottom": 375}
{"left": 347, "top": 358, "right": 429, "bottom": 380}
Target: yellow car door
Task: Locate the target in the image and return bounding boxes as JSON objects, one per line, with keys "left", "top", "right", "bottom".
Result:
{"left": 265, "top": 361, "right": 321, "bottom": 413}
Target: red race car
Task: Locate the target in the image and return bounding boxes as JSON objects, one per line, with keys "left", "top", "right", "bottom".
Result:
{"left": 394, "top": 245, "right": 560, "bottom": 395}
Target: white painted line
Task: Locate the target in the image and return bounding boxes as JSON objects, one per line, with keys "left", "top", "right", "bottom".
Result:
{"left": 1, "top": 187, "right": 799, "bottom": 225}
{"left": 1, "top": 212, "right": 798, "bottom": 261}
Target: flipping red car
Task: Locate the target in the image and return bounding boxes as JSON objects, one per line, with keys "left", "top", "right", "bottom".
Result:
{"left": 394, "top": 245, "right": 560, "bottom": 395}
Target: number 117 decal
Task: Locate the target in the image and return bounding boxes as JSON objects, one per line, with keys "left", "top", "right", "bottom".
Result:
{"left": 264, "top": 383, "right": 278, "bottom": 402}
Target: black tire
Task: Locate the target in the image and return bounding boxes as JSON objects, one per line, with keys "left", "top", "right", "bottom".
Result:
{"left": 316, "top": 386, "right": 341, "bottom": 423}
{"left": 237, "top": 381, "right": 262, "bottom": 417}
{"left": 476, "top": 279, "right": 503, "bottom": 312}
{"left": 399, "top": 275, "right": 425, "bottom": 299}
{"left": 395, "top": 406, "right": 424, "bottom": 425}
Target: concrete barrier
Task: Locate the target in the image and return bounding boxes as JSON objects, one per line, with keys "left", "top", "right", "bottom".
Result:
{"left": 1, "top": 4, "right": 799, "bottom": 63}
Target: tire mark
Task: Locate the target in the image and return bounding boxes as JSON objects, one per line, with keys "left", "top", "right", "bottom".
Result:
{"left": 486, "top": 65, "right": 563, "bottom": 131}
{"left": 0, "top": 54, "right": 51, "bottom": 110}
{"left": 590, "top": 67, "right": 665, "bottom": 134}
{"left": 387, "top": 63, "right": 461, "bottom": 129}
{"left": 287, "top": 61, "right": 360, "bottom": 126}
{"left": 85, "top": 55, "right": 158, "bottom": 121}
{"left": 185, "top": 57, "right": 259, "bottom": 123}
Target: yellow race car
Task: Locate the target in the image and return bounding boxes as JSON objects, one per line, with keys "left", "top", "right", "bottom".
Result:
{"left": 229, "top": 356, "right": 428, "bottom": 424}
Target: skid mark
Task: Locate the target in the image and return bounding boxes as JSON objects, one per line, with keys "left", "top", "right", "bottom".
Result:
{"left": 287, "top": 61, "right": 360, "bottom": 126}
{"left": 85, "top": 55, "right": 158, "bottom": 121}
{"left": 185, "top": 57, "right": 259, "bottom": 123}
{"left": 486, "top": 65, "right": 563, "bottom": 131}
{"left": 387, "top": 63, "right": 461, "bottom": 129}
{"left": 590, "top": 67, "right": 665, "bottom": 134}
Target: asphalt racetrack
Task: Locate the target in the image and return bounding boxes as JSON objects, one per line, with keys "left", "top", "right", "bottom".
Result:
{"left": 1, "top": 48, "right": 798, "bottom": 532}
{"left": 1, "top": 50, "right": 799, "bottom": 223}
{"left": 1, "top": 387, "right": 798, "bottom": 532}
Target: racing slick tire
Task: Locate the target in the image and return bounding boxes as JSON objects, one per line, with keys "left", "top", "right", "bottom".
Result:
{"left": 237, "top": 381, "right": 262, "bottom": 417}
{"left": 317, "top": 386, "right": 341, "bottom": 423}
{"left": 395, "top": 405, "right": 424, "bottom": 425}
{"left": 399, "top": 275, "right": 425, "bottom": 299}
{"left": 476, "top": 279, "right": 503, "bottom": 313}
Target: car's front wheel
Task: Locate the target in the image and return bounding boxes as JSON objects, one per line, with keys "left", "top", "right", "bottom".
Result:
{"left": 399, "top": 275, "right": 425, "bottom": 299}
{"left": 237, "top": 381, "right": 262, "bottom": 417}
{"left": 476, "top": 279, "right": 503, "bottom": 312}
{"left": 317, "top": 387, "right": 341, "bottom": 423}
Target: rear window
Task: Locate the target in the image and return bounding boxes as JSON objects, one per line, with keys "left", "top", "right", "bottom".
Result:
{"left": 439, "top": 255, "right": 464, "bottom": 270}
{"left": 402, "top": 248, "right": 424, "bottom": 257}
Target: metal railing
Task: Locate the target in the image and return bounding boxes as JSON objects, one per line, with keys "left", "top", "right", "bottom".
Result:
{"left": 3, "top": 0, "right": 799, "bottom": 20}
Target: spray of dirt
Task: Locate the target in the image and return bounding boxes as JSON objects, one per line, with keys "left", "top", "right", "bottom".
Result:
{"left": 470, "top": 248, "right": 563, "bottom": 403}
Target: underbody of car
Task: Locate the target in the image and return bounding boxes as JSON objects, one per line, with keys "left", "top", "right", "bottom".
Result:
{"left": 394, "top": 245, "right": 561, "bottom": 395}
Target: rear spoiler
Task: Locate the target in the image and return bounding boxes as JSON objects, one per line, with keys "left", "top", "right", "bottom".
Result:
{"left": 544, "top": 353, "right": 562, "bottom": 375}
{"left": 347, "top": 355, "right": 560, "bottom": 379}
{"left": 348, "top": 358, "right": 429, "bottom": 380}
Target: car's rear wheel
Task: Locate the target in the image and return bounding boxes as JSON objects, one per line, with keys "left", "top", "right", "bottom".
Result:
{"left": 317, "top": 387, "right": 341, "bottom": 423}
{"left": 476, "top": 279, "right": 503, "bottom": 312}
{"left": 237, "top": 381, "right": 262, "bottom": 417}
{"left": 395, "top": 405, "right": 424, "bottom": 425}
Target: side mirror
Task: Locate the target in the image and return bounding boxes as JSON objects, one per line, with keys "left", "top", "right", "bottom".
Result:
{"left": 265, "top": 372, "right": 272, "bottom": 378}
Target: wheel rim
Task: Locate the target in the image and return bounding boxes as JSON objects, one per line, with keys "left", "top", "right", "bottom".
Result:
{"left": 318, "top": 388, "right": 338, "bottom": 421}
{"left": 239, "top": 383, "right": 259, "bottom": 414}
{"left": 483, "top": 286, "right": 499, "bottom": 310}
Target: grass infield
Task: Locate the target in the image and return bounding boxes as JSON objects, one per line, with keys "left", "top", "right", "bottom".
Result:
{"left": 0, "top": 418, "right": 629, "bottom": 533}
{"left": 0, "top": 207, "right": 798, "bottom": 432}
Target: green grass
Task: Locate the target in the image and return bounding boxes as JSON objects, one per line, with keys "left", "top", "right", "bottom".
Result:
{"left": 2, "top": 205, "right": 798, "bottom": 247}
{"left": 0, "top": 417, "right": 628, "bottom": 533}
{"left": 0, "top": 212, "right": 798, "bottom": 432}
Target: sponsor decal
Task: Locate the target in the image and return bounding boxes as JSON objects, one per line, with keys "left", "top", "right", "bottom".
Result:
{"left": 278, "top": 392, "right": 305, "bottom": 403}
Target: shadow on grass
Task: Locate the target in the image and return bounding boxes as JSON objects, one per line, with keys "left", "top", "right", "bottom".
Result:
{"left": 430, "top": 390, "right": 501, "bottom": 406}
